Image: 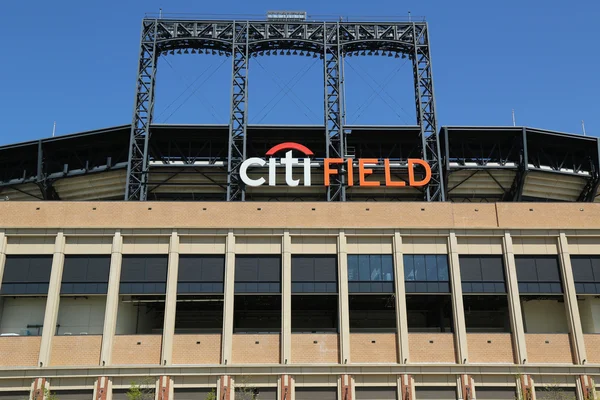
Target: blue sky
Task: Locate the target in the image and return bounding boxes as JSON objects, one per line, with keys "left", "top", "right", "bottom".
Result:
{"left": 1, "top": 0, "right": 598, "bottom": 145}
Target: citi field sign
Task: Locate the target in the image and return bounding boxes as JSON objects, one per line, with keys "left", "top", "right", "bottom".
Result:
{"left": 240, "top": 142, "right": 432, "bottom": 188}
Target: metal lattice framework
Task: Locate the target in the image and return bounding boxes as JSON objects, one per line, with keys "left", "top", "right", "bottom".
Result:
{"left": 126, "top": 17, "right": 442, "bottom": 201}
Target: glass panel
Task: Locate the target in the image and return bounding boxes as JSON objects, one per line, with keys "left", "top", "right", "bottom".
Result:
{"left": 358, "top": 255, "right": 370, "bottom": 281}
{"left": 425, "top": 255, "right": 438, "bottom": 281}
{"left": 459, "top": 256, "right": 482, "bottom": 281}
{"left": 516, "top": 257, "right": 537, "bottom": 281}
{"left": 404, "top": 255, "right": 415, "bottom": 281}
{"left": 481, "top": 256, "right": 505, "bottom": 281}
{"left": 536, "top": 257, "right": 560, "bottom": 282}
{"left": 437, "top": 255, "right": 449, "bottom": 281}
{"left": 348, "top": 255, "right": 359, "bottom": 281}
{"left": 382, "top": 255, "right": 394, "bottom": 281}
{"left": 370, "top": 255, "right": 382, "bottom": 281}
{"left": 414, "top": 255, "right": 426, "bottom": 281}
{"left": 572, "top": 257, "right": 594, "bottom": 281}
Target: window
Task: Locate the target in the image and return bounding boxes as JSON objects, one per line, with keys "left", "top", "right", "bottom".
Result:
{"left": 348, "top": 255, "right": 394, "bottom": 293}
{"left": 61, "top": 255, "right": 110, "bottom": 294}
{"left": 355, "top": 387, "right": 397, "bottom": 399}
{"left": 571, "top": 256, "right": 600, "bottom": 294}
{"left": 515, "top": 256, "right": 562, "bottom": 294}
{"left": 404, "top": 255, "right": 450, "bottom": 293}
{"left": 235, "top": 255, "right": 281, "bottom": 293}
{"left": 178, "top": 255, "right": 225, "bottom": 294}
{"left": 120, "top": 255, "right": 168, "bottom": 294}
{"left": 292, "top": 255, "right": 337, "bottom": 293}
{"left": 406, "top": 294, "right": 453, "bottom": 332}
{"left": 460, "top": 255, "right": 506, "bottom": 293}
{"left": 1, "top": 255, "right": 53, "bottom": 295}
{"left": 463, "top": 295, "right": 510, "bottom": 333}
{"left": 349, "top": 295, "right": 396, "bottom": 332}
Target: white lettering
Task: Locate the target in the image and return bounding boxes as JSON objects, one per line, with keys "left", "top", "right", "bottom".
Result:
{"left": 240, "top": 157, "right": 266, "bottom": 187}
{"left": 302, "top": 158, "right": 311, "bottom": 186}
{"left": 281, "top": 150, "right": 300, "bottom": 187}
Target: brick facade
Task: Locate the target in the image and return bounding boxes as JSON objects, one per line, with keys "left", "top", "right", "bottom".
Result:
{"left": 231, "top": 334, "right": 280, "bottom": 364}
{"left": 583, "top": 334, "right": 600, "bottom": 364}
{"left": 0, "top": 336, "right": 41, "bottom": 367}
{"left": 291, "top": 333, "right": 339, "bottom": 364}
{"left": 111, "top": 335, "right": 162, "bottom": 365}
{"left": 525, "top": 334, "right": 574, "bottom": 364}
{"left": 350, "top": 333, "right": 398, "bottom": 363}
{"left": 466, "top": 333, "right": 515, "bottom": 364}
{"left": 49, "top": 335, "right": 102, "bottom": 366}
{"left": 172, "top": 334, "right": 222, "bottom": 365}
{"left": 408, "top": 333, "right": 456, "bottom": 363}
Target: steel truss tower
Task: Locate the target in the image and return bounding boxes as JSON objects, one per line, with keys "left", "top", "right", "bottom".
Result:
{"left": 126, "top": 17, "right": 444, "bottom": 201}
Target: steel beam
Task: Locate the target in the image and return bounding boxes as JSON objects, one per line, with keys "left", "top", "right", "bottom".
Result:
{"left": 324, "top": 22, "right": 345, "bottom": 201}
{"left": 226, "top": 22, "right": 249, "bottom": 201}
{"left": 125, "top": 19, "right": 159, "bottom": 201}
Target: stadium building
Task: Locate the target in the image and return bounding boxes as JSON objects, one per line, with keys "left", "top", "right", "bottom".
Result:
{"left": 0, "top": 12, "right": 599, "bottom": 400}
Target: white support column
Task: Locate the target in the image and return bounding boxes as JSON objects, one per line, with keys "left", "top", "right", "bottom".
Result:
{"left": 337, "top": 231, "right": 351, "bottom": 364}
{"left": 222, "top": 230, "right": 236, "bottom": 365}
{"left": 557, "top": 232, "right": 587, "bottom": 364}
{"left": 0, "top": 232, "right": 6, "bottom": 292}
{"left": 502, "top": 232, "right": 527, "bottom": 364}
{"left": 281, "top": 231, "right": 292, "bottom": 364}
{"left": 393, "top": 231, "right": 409, "bottom": 363}
{"left": 161, "top": 231, "right": 179, "bottom": 366}
{"left": 448, "top": 232, "right": 468, "bottom": 364}
{"left": 38, "top": 232, "right": 66, "bottom": 367}
{"left": 100, "top": 231, "right": 123, "bottom": 366}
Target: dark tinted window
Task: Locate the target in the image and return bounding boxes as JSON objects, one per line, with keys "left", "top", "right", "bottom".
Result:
{"left": 571, "top": 256, "right": 600, "bottom": 294}
{"left": 235, "top": 255, "right": 281, "bottom": 293}
{"left": 178, "top": 255, "right": 225, "bottom": 293}
{"left": 516, "top": 256, "right": 562, "bottom": 294}
{"left": 61, "top": 255, "right": 110, "bottom": 294}
{"left": 348, "top": 255, "right": 394, "bottom": 293}
{"left": 52, "top": 391, "right": 93, "bottom": 400}
{"left": 1, "top": 255, "right": 53, "bottom": 295}
{"left": 355, "top": 387, "right": 397, "bottom": 399}
{"left": 120, "top": 255, "right": 168, "bottom": 294}
{"left": 460, "top": 255, "right": 506, "bottom": 293}
{"left": 404, "top": 255, "right": 450, "bottom": 293}
{"left": 292, "top": 255, "right": 337, "bottom": 293}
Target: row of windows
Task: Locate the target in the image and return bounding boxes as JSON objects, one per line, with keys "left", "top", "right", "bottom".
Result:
{"left": 2, "top": 254, "right": 599, "bottom": 296}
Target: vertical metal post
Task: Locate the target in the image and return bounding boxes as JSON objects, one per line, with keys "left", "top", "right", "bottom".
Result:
{"left": 226, "top": 21, "right": 250, "bottom": 201}
{"left": 324, "top": 22, "right": 346, "bottom": 201}
{"left": 126, "top": 19, "right": 159, "bottom": 201}
{"left": 411, "top": 22, "right": 443, "bottom": 201}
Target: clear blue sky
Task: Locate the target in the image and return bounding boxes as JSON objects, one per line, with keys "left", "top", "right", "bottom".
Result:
{"left": 1, "top": 0, "right": 598, "bottom": 145}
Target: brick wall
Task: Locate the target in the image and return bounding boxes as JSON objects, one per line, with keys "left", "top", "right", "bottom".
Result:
{"left": 584, "top": 334, "right": 600, "bottom": 364}
{"left": 231, "top": 334, "right": 280, "bottom": 364}
{"left": 111, "top": 335, "right": 162, "bottom": 365}
{"left": 0, "top": 336, "right": 41, "bottom": 367}
{"left": 466, "top": 333, "right": 514, "bottom": 364}
{"left": 291, "top": 333, "right": 339, "bottom": 364}
{"left": 408, "top": 333, "right": 456, "bottom": 363}
{"left": 172, "top": 334, "right": 222, "bottom": 365}
{"left": 525, "top": 334, "right": 574, "bottom": 364}
{"left": 350, "top": 333, "right": 398, "bottom": 363}
{"left": 49, "top": 335, "right": 102, "bottom": 366}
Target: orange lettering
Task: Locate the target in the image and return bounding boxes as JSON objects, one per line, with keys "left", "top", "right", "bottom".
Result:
{"left": 384, "top": 159, "right": 406, "bottom": 187}
{"left": 324, "top": 158, "right": 344, "bottom": 186}
{"left": 359, "top": 158, "right": 380, "bottom": 187}
{"left": 347, "top": 158, "right": 354, "bottom": 186}
{"left": 408, "top": 158, "right": 432, "bottom": 187}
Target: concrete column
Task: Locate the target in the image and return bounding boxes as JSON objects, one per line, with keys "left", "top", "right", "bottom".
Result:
{"left": 218, "top": 375, "right": 233, "bottom": 400}
{"left": 279, "top": 374, "right": 294, "bottom": 400}
{"left": 393, "top": 231, "right": 409, "bottom": 364}
{"left": 0, "top": 232, "right": 6, "bottom": 292}
{"left": 518, "top": 374, "right": 535, "bottom": 400}
{"left": 337, "top": 231, "right": 351, "bottom": 364}
{"left": 281, "top": 231, "right": 292, "bottom": 364}
{"left": 161, "top": 231, "right": 179, "bottom": 366}
{"left": 448, "top": 232, "right": 468, "bottom": 364}
{"left": 157, "top": 375, "right": 172, "bottom": 400}
{"left": 502, "top": 232, "right": 527, "bottom": 364}
{"left": 100, "top": 231, "right": 123, "bottom": 366}
{"left": 557, "top": 232, "right": 587, "bottom": 364}
{"left": 339, "top": 374, "right": 354, "bottom": 400}
{"left": 398, "top": 375, "right": 414, "bottom": 400}
{"left": 93, "top": 376, "right": 110, "bottom": 400}
{"left": 222, "top": 230, "right": 236, "bottom": 364}
{"left": 31, "top": 378, "right": 47, "bottom": 400}
{"left": 38, "top": 232, "right": 65, "bottom": 367}
{"left": 578, "top": 375, "right": 596, "bottom": 400}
